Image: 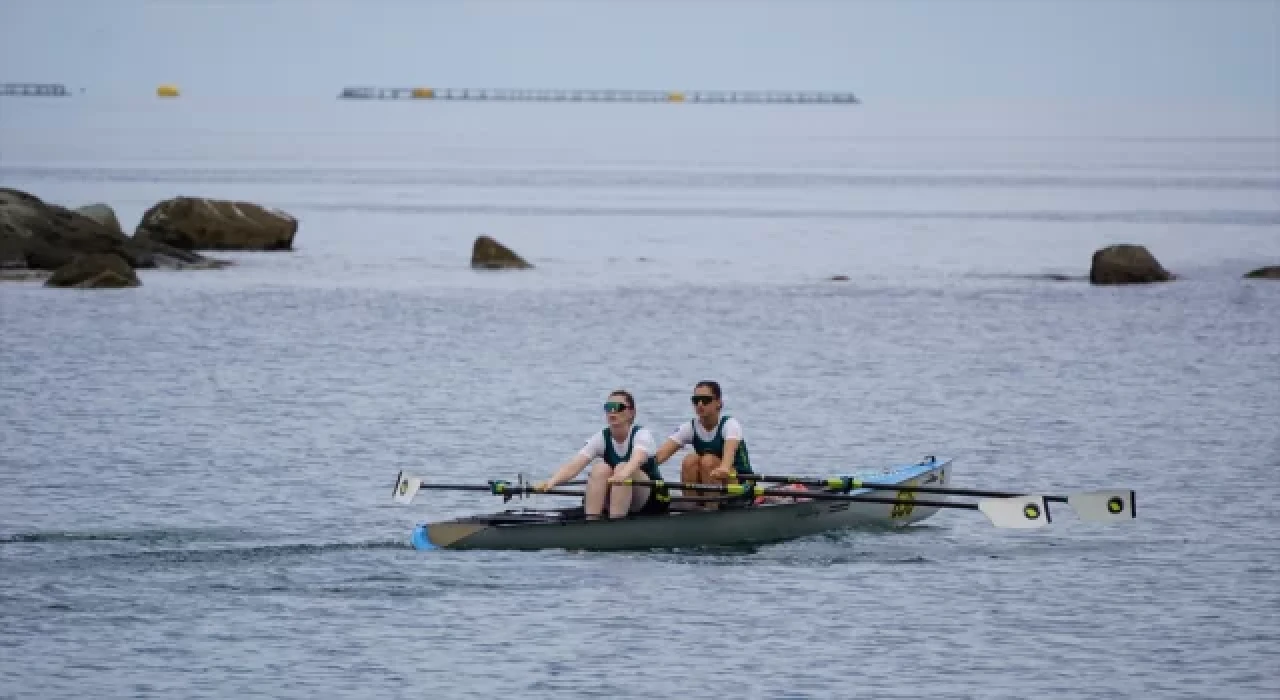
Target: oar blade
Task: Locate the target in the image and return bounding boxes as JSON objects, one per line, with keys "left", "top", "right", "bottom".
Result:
{"left": 978, "top": 495, "right": 1051, "bottom": 529}
{"left": 1067, "top": 490, "right": 1136, "bottom": 523}
{"left": 392, "top": 471, "right": 423, "bottom": 505}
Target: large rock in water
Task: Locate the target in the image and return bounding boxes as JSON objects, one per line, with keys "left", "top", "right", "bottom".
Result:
{"left": 1244, "top": 266, "right": 1280, "bottom": 279}
{"left": 470, "top": 235, "right": 532, "bottom": 269}
{"left": 75, "top": 203, "right": 124, "bottom": 236}
{"left": 0, "top": 188, "right": 155, "bottom": 270}
{"left": 45, "top": 253, "right": 140, "bottom": 288}
{"left": 1089, "top": 244, "right": 1173, "bottom": 285}
{"left": 134, "top": 196, "right": 297, "bottom": 251}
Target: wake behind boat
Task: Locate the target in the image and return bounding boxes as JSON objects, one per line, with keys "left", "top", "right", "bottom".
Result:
{"left": 390, "top": 456, "right": 1138, "bottom": 552}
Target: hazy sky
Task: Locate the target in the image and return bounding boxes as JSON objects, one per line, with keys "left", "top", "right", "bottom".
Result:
{"left": 3, "top": 0, "right": 1277, "bottom": 104}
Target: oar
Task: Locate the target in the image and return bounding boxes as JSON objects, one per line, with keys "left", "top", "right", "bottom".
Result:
{"left": 393, "top": 473, "right": 1051, "bottom": 530}
{"left": 393, "top": 471, "right": 1126, "bottom": 529}
{"left": 731, "top": 474, "right": 1136, "bottom": 524}
{"left": 390, "top": 472, "right": 730, "bottom": 506}
{"left": 614, "top": 479, "right": 1051, "bottom": 529}
{"left": 392, "top": 473, "right": 585, "bottom": 503}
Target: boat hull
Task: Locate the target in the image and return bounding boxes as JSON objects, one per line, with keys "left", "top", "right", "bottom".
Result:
{"left": 412, "top": 456, "right": 952, "bottom": 551}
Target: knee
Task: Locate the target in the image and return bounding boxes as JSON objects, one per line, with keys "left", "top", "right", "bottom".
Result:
{"left": 699, "top": 454, "right": 719, "bottom": 469}
{"left": 588, "top": 462, "right": 613, "bottom": 481}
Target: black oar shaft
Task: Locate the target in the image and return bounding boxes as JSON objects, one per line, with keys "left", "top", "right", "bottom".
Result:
{"left": 737, "top": 475, "right": 1068, "bottom": 502}
{"left": 568, "top": 475, "right": 1066, "bottom": 502}
{"left": 625, "top": 480, "right": 981, "bottom": 512}
{"left": 417, "top": 483, "right": 729, "bottom": 504}
{"left": 417, "top": 482, "right": 977, "bottom": 511}
{"left": 733, "top": 489, "right": 978, "bottom": 511}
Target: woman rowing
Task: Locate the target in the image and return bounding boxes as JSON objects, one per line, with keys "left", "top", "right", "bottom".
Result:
{"left": 652, "top": 380, "right": 753, "bottom": 509}
{"left": 535, "top": 389, "right": 670, "bottom": 519}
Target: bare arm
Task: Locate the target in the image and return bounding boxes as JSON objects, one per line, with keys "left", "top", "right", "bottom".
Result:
{"left": 610, "top": 447, "right": 651, "bottom": 483}
{"left": 539, "top": 453, "right": 592, "bottom": 490}
{"left": 652, "top": 438, "right": 681, "bottom": 466}
{"left": 717, "top": 438, "right": 742, "bottom": 475}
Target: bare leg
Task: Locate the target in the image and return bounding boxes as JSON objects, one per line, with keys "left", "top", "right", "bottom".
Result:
{"left": 680, "top": 452, "right": 704, "bottom": 508}
{"left": 584, "top": 461, "right": 612, "bottom": 520}
{"left": 625, "top": 471, "right": 653, "bottom": 516}
{"left": 606, "top": 470, "right": 651, "bottom": 518}
{"left": 698, "top": 454, "right": 731, "bottom": 511}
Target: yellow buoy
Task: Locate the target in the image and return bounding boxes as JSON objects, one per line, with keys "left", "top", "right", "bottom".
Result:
{"left": 156, "top": 84, "right": 180, "bottom": 98}
{"left": 666, "top": 91, "right": 685, "bottom": 102}
{"left": 411, "top": 87, "right": 435, "bottom": 99}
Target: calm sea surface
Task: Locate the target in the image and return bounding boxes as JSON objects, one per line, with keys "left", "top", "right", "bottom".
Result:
{"left": 2, "top": 96, "right": 1279, "bottom": 699}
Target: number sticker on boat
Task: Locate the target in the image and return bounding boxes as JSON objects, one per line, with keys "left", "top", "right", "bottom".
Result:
{"left": 890, "top": 490, "right": 915, "bottom": 519}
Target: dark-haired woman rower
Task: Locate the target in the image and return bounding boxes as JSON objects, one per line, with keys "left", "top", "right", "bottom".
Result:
{"left": 652, "top": 380, "right": 753, "bottom": 509}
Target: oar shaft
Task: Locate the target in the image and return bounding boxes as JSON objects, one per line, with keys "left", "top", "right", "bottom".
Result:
{"left": 608, "top": 480, "right": 979, "bottom": 511}
{"left": 417, "top": 483, "right": 723, "bottom": 504}
{"left": 414, "top": 483, "right": 588, "bottom": 498}
{"left": 738, "top": 474, "right": 1068, "bottom": 502}
{"left": 578, "top": 474, "right": 1067, "bottom": 501}
{"left": 416, "top": 481, "right": 971, "bottom": 510}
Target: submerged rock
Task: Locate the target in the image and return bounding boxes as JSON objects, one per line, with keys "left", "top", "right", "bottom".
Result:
{"left": 135, "top": 196, "right": 298, "bottom": 251}
{"left": 0, "top": 269, "right": 51, "bottom": 282}
{"left": 146, "top": 237, "right": 233, "bottom": 269}
{"left": 470, "top": 235, "right": 532, "bottom": 269}
{"left": 45, "top": 253, "right": 140, "bottom": 288}
{"left": 1244, "top": 266, "right": 1280, "bottom": 279}
{"left": 1089, "top": 244, "right": 1173, "bottom": 285}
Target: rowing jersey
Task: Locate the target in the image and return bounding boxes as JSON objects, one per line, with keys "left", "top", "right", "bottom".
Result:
{"left": 580, "top": 425, "right": 662, "bottom": 480}
{"left": 667, "top": 415, "right": 753, "bottom": 474}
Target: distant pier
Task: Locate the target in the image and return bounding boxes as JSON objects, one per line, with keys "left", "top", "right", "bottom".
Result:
{"left": 338, "top": 86, "right": 860, "bottom": 105}
{"left": 0, "top": 83, "right": 70, "bottom": 97}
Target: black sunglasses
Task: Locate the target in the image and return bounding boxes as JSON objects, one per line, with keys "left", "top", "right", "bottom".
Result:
{"left": 603, "top": 401, "right": 631, "bottom": 413}
{"left": 690, "top": 395, "right": 715, "bottom": 405}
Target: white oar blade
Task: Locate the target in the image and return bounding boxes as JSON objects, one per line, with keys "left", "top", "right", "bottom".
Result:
{"left": 392, "top": 471, "right": 422, "bottom": 505}
{"left": 978, "top": 495, "right": 1051, "bottom": 529}
{"left": 1067, "top": 490, "right": 1136, "bottom": 523}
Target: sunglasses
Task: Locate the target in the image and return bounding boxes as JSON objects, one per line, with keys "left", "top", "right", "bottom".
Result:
{"left": 603, "top": 401, "right": 631, "bottom": 413}
{"left": 691, "top": 395, "right": 715, "bottom": 405}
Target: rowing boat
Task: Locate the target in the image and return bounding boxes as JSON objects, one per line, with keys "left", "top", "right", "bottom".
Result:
{"left": 408, "top": 455, "right": 954, "bottom": 551}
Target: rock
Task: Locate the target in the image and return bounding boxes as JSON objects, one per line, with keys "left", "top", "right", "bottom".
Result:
{"left": 75, "top": 203, "right": 124, "bottom": 236}
{"left": 0, "top": 188, "right": 154, "bottom": 270}
{"left": 1, "top": 231, "right": 26, "bottom": 269}
{"left": 145, "top": 237, "right": 233, "bottom": 269}
{"left": 135, "top": 196, "right": 297, "bottom": 251}
{"left": 1089, "top": 244, "right": 1173, "bottom": 285}
{"left": 829, "top": 274, "right": 850, "bottom": 281}
{"left": 44, "top": 253, "right": 140, "bottom": 288}
{"left": 1244, "top": 266, "right": 1280, "bottom": 279}
{"left": 470, "top": 235, "right": 532, "bottom": 269}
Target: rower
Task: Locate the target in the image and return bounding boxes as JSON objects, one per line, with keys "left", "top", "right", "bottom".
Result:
{"left": 535, "top": 389, "right": 670, "bottom": 520}
{"left": 652, "top": 380, "right": 753, "bottom": 510}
